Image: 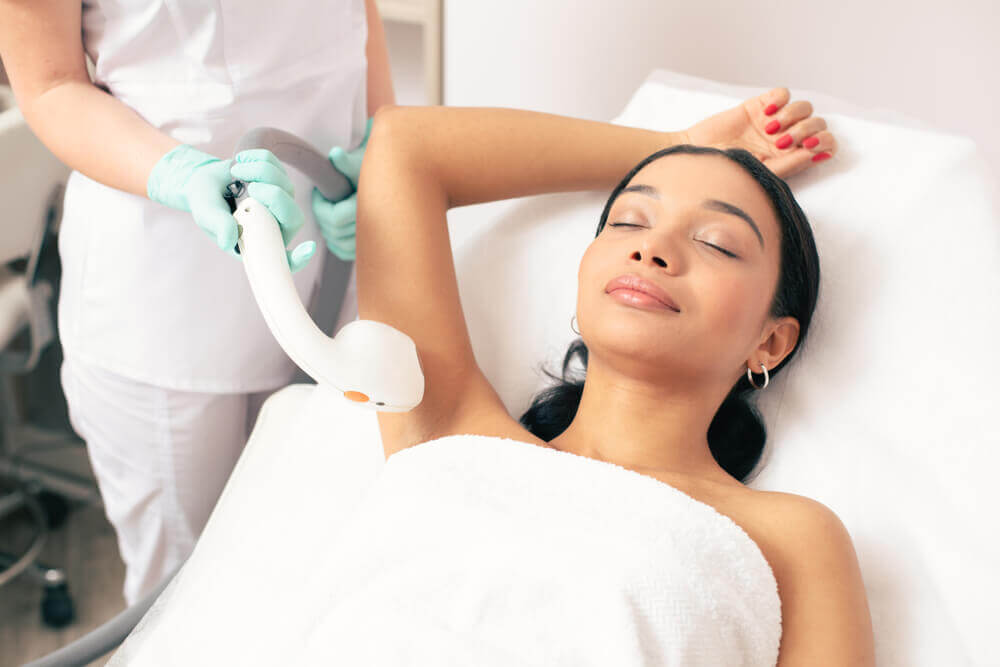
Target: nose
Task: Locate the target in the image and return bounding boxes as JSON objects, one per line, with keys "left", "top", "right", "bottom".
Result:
{"left": 630, "top": 232, "right": 680, "bottom": 274}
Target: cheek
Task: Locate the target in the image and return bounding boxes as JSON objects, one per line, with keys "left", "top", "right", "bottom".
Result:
{"left": 700, "top": 272, "right": 769, "bottom": 335}
{"left": 577, "top": 243, "right": 601, "bottom": 299}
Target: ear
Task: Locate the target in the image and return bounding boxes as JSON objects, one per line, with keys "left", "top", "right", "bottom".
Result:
{"left": 749, "top": 316, "right": 800, "bottom": 372}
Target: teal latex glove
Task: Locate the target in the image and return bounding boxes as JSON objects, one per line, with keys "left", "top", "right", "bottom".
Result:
{"left": 310, "top": 117, "right": 374, "bottom": 262}
{"left": 147, "top": 145, "right": 316, "bottom": 273}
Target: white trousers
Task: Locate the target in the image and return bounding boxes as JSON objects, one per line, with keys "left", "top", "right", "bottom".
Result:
{"left": 59, "top": 262, "right": 358, "bottom": 605}
{"left": 60, "top": 354, "right": 279, "bottom": 604}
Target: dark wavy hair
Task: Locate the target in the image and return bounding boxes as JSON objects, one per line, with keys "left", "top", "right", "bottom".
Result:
{"left": 518, "top": 145, "right": 820, "bottom": 482}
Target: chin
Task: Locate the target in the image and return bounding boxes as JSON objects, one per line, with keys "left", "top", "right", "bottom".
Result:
{"left": 588, "top": 316, "right": 679, "bottom": 351}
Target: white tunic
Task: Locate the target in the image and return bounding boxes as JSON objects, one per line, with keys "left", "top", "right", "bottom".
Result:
{"left": 58, "top": 0, "right": 368, "bottom": 392}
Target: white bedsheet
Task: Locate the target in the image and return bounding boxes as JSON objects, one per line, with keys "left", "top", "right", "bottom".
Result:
{"left": 109, "top": 384, "right": 386, "bottom": 666}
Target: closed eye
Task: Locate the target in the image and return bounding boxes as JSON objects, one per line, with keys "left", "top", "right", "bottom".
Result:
{"left": 610, "top": 223, "right": 739, "bottom": 258}
{"left": 700, "top": 241, "right": 739, "bottom": 258}
{"left": 610, "top": 220, "right": 744, "bottom": 262}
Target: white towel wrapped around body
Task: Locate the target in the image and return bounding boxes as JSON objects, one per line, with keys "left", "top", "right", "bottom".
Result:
{"left": 293, "top": 434, "right": 782, "bottom": 666}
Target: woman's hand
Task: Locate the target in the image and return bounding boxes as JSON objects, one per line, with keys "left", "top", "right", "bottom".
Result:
{"left": 680, "top": 87, "right": 837, "bottom": 179}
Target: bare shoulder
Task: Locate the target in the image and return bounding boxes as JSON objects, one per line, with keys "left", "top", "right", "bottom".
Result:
{"left": 740, "top": 488, "right": 853, "bottom": 539}
{"left": 728, "top": 488, "right": 858, "bottom": 582}
{"left": 739, "top": 489, "right": 877, "bottom": 665}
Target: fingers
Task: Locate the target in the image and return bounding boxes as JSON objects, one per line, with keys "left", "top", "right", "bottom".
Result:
{"left": 802, "top": 130, "right": 837, "bottom": 161}
{"left": 326, "top": 238, "right": 356, "bottom": 262}
{"left": 247, "top": 181, "right": 305, "bottom": 246}
{"left": 311, "top": 188, "right": 357, "bottom": 261}
{"left": 759, "top": 87, "right": 791, "bottom": 119}
{"left": 359, "top": 116, "right": 374, "bottom": 147}
{"left": 232, "top": 150, "right": 295, "bottom": 195}
{"left": 287, "top": 240, "right": 317, "bottom": 273}
{"left": 763, "top": 99, "right": 813, "bottom": 136}
{"left": 194, "top": 204, "right": 239, "bottom": 251}
{"left": 322, "top": 202, "right": 357, "bottom": 242}
{"left": 772, "top": 116, "right": 827, "bottom": 149}
{"left": 756, "top": 88, "right": 839, "bottom": 177}
{"left": 328, "top": 145, "right": 365, "bottom": 185}
{"left": 312, "top": 189, "right": 357, "bottom": 237}
{"left": 310, "top": 187, "right": 330, "bottom": 216}
{"left": 763, "top": 130, "right": 839, "bottom": 178}
{"left": 779, "top": 125, "right": 837, "bottom": 161}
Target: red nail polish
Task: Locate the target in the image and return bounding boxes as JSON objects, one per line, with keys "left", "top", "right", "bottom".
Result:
{"left": 764, "top": 120, "right": 781, "bottom": 135}
{"left": 775, "top": 134, "right": 793, "bottom": 149}
{"left": 803, "top": 136, "right": 820, "bottom": 149}
{"left": 764, "top": 103, "right": 778, "bottom": 116}
{"left": 812, "top": 152, "right": 832, "bottom": 162}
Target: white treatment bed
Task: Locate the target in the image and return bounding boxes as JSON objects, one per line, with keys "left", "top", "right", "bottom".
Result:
{"left": 31, "top": 70, "right": 1000, "bottom": 666}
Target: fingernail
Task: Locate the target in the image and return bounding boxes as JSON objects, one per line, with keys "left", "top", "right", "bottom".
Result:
{"left": 811, "top": 152, "right": 832, "bottom": 162}
{"left": 764, "top": 103, "right": 778, "bottom": 116}
{"left": 803, "top": 136, "right": 820, "bottom": 149}
{"left": 775, "top": 134, "right": 793, "bottom": 150}
{"left": 765, "top": 120, "right": 781, "bottom": 135}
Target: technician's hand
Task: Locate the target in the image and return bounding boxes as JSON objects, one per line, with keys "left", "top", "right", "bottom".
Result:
{"left": 310, "top": 117, "right": 374, "bottom": 262}
{"left": 230, "top": 149, "right": 316, "bottom": 272}
{"left": 147, "top": 145, "right": 315, "bottom": 273}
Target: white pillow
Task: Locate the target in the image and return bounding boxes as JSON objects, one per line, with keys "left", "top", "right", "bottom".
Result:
{"left": 448, "top": 69, "right": 1000, "bottom": 666}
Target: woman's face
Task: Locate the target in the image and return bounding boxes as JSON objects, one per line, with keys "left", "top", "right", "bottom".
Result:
{"left": 577, "top": 153, "right": 788, "bottom": 388}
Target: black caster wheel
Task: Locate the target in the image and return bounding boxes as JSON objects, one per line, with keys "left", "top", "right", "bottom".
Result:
{"left": 36, "top": 491, "right": 71, "bottom": 530}
{"left": 41, "top": 582, "right": 76, "bottom": 628}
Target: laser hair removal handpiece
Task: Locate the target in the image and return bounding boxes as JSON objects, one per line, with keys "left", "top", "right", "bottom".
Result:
{"left": 225, "top": 128, "right": 424, "bottom": 412}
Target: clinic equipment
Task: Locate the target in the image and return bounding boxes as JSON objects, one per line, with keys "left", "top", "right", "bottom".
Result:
{"left": 0, "top": 84, "right": 89, "bottom": 629}
{"left": 226, "top": 128, "right": 424, "bottom": 413}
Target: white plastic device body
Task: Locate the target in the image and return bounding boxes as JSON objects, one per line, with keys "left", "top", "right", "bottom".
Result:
{"left": 231, "top": 172, "right": 424, "bottom": 412}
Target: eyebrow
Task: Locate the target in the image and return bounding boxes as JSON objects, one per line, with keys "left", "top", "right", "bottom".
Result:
{"left": 620, "top": 184, "right": 765, "bottom": 248}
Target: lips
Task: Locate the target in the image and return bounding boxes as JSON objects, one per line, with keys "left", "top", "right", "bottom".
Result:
{"left": 605, "top": 273, "right": 680, "bottom": 312}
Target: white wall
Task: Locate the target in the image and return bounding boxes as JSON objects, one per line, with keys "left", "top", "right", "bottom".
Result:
{"left": 443, "top": 0, "right": 1000, "bottom": 177}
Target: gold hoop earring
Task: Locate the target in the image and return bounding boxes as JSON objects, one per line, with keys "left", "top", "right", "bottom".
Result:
{"left": 747, "top": 362, "right": 769, "bottom": 390}
{"left": 570, "top": 315, "right": 581, "bottom": 335}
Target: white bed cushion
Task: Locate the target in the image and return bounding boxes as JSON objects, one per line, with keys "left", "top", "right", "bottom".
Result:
{"left": 114, "top": 70, "right": 999, "bottom": 666}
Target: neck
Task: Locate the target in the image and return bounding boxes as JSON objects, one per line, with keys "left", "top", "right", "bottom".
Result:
{"left": 546, "top": 356, "right": 733, "bottom": 481}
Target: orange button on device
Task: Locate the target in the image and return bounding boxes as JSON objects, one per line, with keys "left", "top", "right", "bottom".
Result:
{"left": 343, "top": 390, "right": 369, "bottom": 402}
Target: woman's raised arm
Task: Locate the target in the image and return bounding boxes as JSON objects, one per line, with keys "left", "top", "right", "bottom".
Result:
{"left": 362, "top": 105, "right": 681, "bottom": 211}
{"left": 357, "top": 106, "right": 685, "bottom": 455}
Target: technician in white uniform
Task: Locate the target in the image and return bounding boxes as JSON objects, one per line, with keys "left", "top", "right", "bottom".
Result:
{"left": 0, "top": 0, "right": 394, "bottom": 604}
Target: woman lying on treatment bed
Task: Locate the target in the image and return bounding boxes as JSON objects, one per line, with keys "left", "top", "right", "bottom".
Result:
{"left": 239, "top": 89, "right": 876, "bottom": 665}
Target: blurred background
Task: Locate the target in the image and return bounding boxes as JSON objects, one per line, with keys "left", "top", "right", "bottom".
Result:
{"left": 1, "top": 0, "right": 997, "bottom": 664}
